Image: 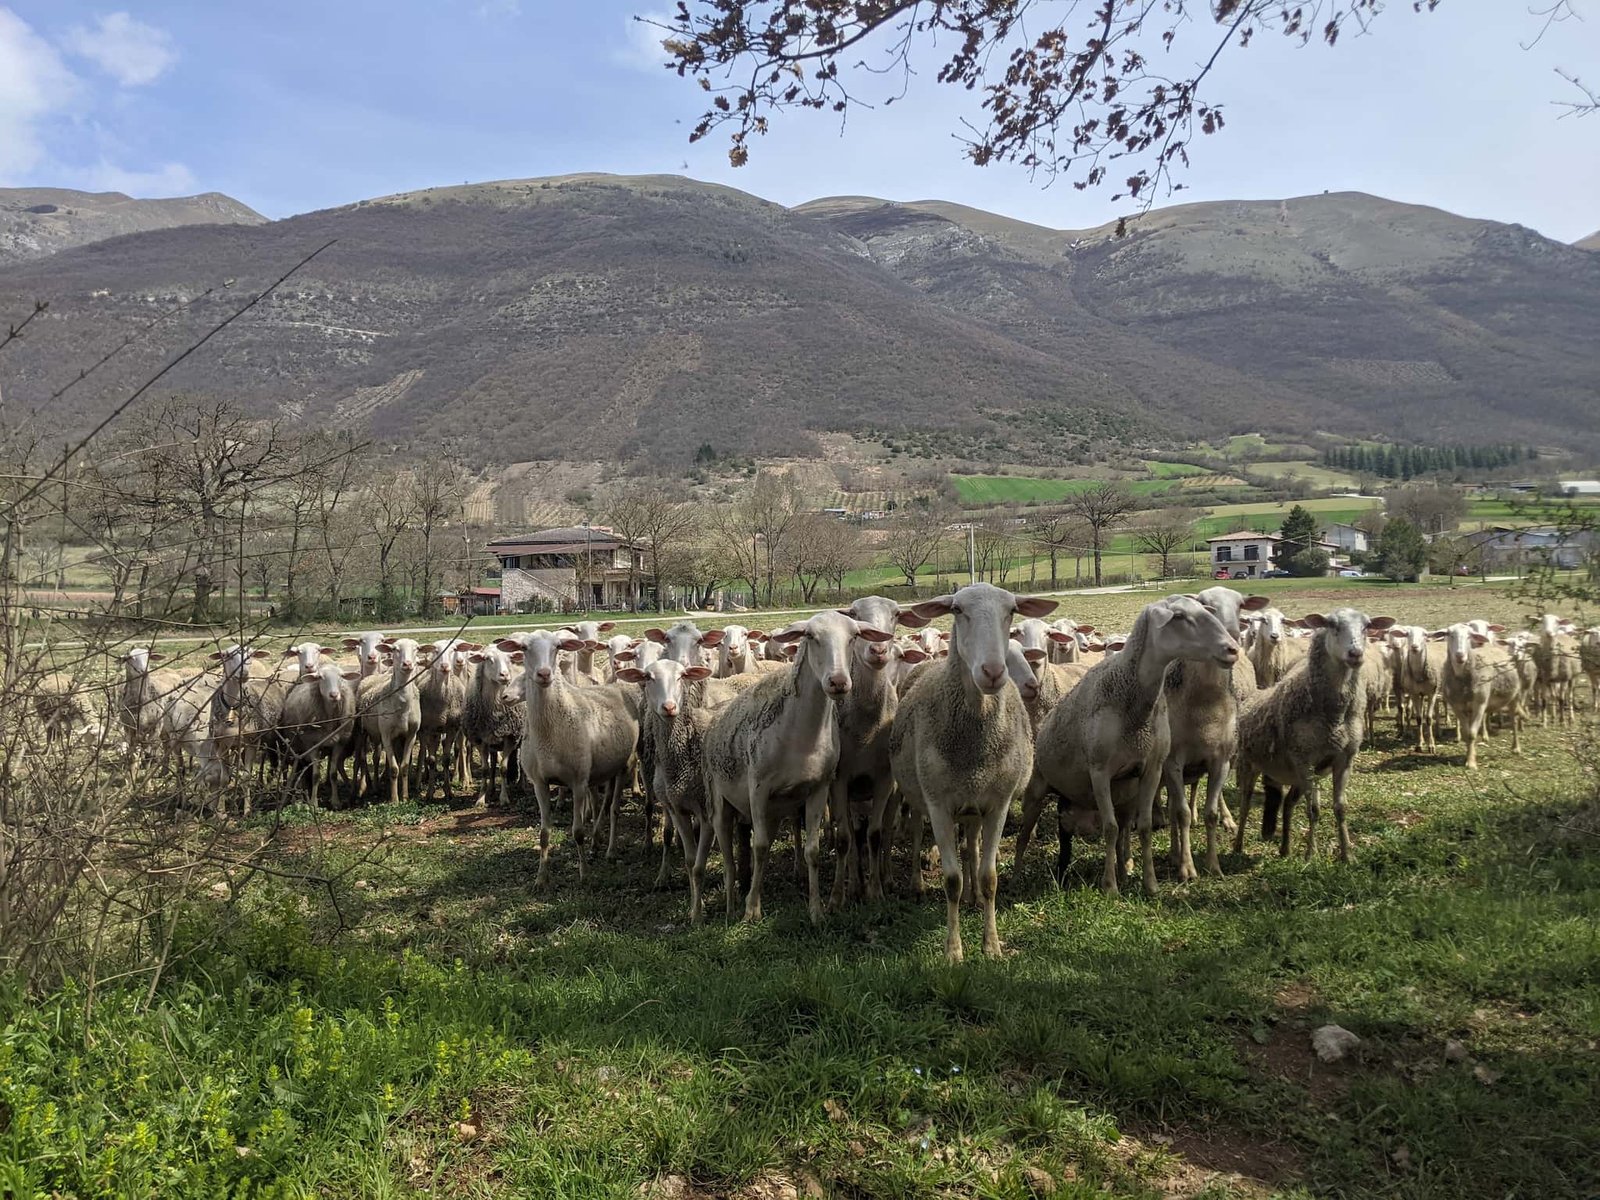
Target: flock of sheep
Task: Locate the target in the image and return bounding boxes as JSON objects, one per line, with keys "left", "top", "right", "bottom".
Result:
{"left": 104, "top": 586, "right": 1598, "bottom": 962}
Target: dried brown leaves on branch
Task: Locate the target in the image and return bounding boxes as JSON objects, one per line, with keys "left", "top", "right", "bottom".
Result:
{"left": 656, "top": 0, "right": 1433, "bottom": 210}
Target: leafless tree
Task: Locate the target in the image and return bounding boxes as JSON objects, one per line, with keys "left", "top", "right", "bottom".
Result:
{"left": 1065, "top": 481, "right": 1136, "bottom": 587}
{"left": 1132, "top": 508, "right": 1201, "bottom": 578}
{"left": 407, "top": 458, "right": 468, "bottom": 618}
{"left": 605, "top": 477, "right": 698, "bottom": 611}
{"left": 881, "top": 502, "right": 951, "bottom": 587}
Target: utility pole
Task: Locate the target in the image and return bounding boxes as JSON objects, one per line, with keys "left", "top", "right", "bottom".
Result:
{"left": 967, "top": 523, "right": 976, "bottom": 585}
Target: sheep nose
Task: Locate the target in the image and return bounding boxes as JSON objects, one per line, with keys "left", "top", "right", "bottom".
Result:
{"left": 826, "top": 672, "right": 851, "bottom": 694}
{"left": 661, "top": 700, "right": 678, "bottom": 717}
{"left": 979, "top": 661, "right": 1005, "bottom": 689}
{"left": 535, "top": 668, "right": 552, "bottom": 684}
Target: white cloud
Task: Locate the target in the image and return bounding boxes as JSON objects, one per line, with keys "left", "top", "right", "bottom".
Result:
{"left": 64, "top": 12, "right": 176, "bottom": 87}
{"left": 69, "top": 159, "right": 197, "bottom": 196}
{"left": 614, "top": 11, "right": 676, "bottom": 73}
{"left": 0, "top": 7, "right": 79, "bottom": 180}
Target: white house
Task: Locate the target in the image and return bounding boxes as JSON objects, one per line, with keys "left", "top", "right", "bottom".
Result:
{"left": 1207, "top": 530, "right": 1281, "bottom": 579}
{"left": 1322, "top": 522, "right": 1370, "bottom": 553}
{"left": 1558, "top": 480, "right": 1600, "bottom": 497}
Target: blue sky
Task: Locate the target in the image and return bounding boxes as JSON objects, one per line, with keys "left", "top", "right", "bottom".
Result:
{"left": 3, "top": 1, "right": 1597, "bottom": 240}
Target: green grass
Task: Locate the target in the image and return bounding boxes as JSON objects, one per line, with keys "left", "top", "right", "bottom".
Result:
{"left": 1246, "top": 460, "right": 1359, "bottom": 490}
{"left": 948, "top": 474, "right": 1257, "bottom": 506}
{"left": 8, "top": 670, "right": 1596, "bottom": 1197}
{"left": 1141, "top": 460, "right": 1208, "bottom": 479}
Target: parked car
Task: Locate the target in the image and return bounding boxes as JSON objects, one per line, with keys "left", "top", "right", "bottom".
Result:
{"left": 1231, "top": 570, "right": 1250, "bottom": 580}
{"left": 1338, "top": 569, "right": 1366, "bottom": 578}
{"left": 1262, "top": 569, "right": 1292, "bottom": 578}
{"left": 1213, "top": 568, "right": 1232, "bottom": 579}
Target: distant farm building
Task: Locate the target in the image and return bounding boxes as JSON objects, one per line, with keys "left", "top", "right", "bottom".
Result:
{"left": 486, "top": 526, "right": 652, "bottom": 612}
{"left": 1558, "top": 480, "right": 1600, "bottom": 496}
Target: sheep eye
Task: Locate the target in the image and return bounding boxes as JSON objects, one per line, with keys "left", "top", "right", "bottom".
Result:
{"left": 949, "top": 605, "right": 962, "bottom": 616}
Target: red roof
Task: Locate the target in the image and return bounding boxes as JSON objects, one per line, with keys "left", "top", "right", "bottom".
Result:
{"left": 1206, "top": 530, "right": 1281, "bottom": 542}
{"left": 468, "top": 587, "right": 501, "bottom": 596}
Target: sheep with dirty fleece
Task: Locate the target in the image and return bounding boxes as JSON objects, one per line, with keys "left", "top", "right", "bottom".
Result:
{"left": 1433, "top": 622, "right": 1524, "bottom": 769}
{"left": 891, "top": 583, "right": 1056, "bottom": 963}
{"left": 1028, "top": 594, "right": 1241, "bottom": 897}
{"left": 1234, "top": 607, "right": 1396, "bottom": 862}
{"left": 279, "top": 662, "right": 361, "bottom": 809}
{"left": 463, "top": 644, "right": 524, "bottom": 808}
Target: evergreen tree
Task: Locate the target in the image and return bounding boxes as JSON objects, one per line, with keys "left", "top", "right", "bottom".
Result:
{"left": 1376, "top": 517, "right": 1428, "bottom": 582}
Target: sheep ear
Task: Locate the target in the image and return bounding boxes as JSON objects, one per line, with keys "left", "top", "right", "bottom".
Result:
{"left": 1015, "top": 596, "right": 1058, "bottom": 619}
{"left": 835, "top": 607, "right": 856, "bottom": 619}
{"left": 1023, "top": 648, "right": 1046, "bottom": 664}
{"left": 282, "top": 648, "right": 299, "bottom": 657}
{"left": 559, "top": 637, "right": 586, "bottom": 652}
{"left": 749, "top": 631, "right": 768, "bottom": 642}
{"left": 699, "top": 630, "right": 725, "bottom": 647}
{"left": 683, "top": 666, "right": 713, "bottom": 681}
{"left": 510, "top": 652, "right": 524, "bottom": 664}
{"left": 148, "top": 652, "right": 166, "bottom": 662}
{"left": 1299, "top": 614, "right": 1328, "bottom": 630}
{"left": 207, "top": 652, "right": 223, "bottom": 660}
{"left": 1367, "top": 616, "right": 1397, "bottom": 631}
{"left": 584, "top": 640, "right": 603, "bottom": 651}
{"left": 900, "top": 648, "right": 929, "bottom": 664}
{"left": 1242, "top": 595, "right": 1272, "bottom": 611}
{"left": 1009, "top": 629, "right": 1021, "bottom": 640}
{"left": 1075, "top": 624, "right": 1097, "bottom": 633}
{"left": 251, "top": 649, "right": 271, "bottom": 659}
{"left": 895, "top": 609, "right": 931, "bottom": 629}
{"left": 645, "top": 628, "right": 668, "bottom": 644}
{"left": 597, "top": 622, "right": 615, "bottom": 632}
{"left": 1427, "top": 630, "right": 1448, "bottom": 641}
{"left": 773, "top": 625, "right": 807, "bottom": 644}
{"left": 341, "top": 638, "right": 361, "bottom": 648}
{"left": 1487, "top": 624, "right": 1505, "bottom": 633}
{"left": 615, "top": 668, "right": 648, "bottom": 683}
{"left": 857, "top": 627, "right": 893, "bottom": 644}
{"left": 614, "top": 650, "right": 636, "bottom": 662}
{"left": 909, "top": 595, "right": 955, "bottom": 621}
{"left": 1046, "top": 630, "right": 1074, "bottom": 643}
{"left": 494, "top": 638, "right": 522, "bottom": 653}
{"left": 470, "top": 653, "right": 485, "bottom": 663}
{"left": 1471, "top": 634, "right": 1490, "bottom": 646}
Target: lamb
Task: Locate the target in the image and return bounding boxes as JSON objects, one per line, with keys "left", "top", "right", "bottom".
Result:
{"left": 1395, "top": 625, "right": 1447, "bottom": 751}
{"left": 498, "top": 630, "right": 642, "bottom": 885}
{"left": 706, "top": 610, "right": 888, "bottom": 925}
{"left": 829, "top": 596, "right": 929, "bottom": 906}
{"left": 1159, "top": 588, "right": 1270, "bottom": 879}
{"left": 463, "top": 645, "right": 524, "bottom": 807}
{"left": 1030, "top": 595, "right": 1240, "bottom": 896}
{"left": 1433, "top": 623, "right": 1525, "bottom": 769}
{"left": 1233, "top": 607, "right": 1396, "bottom": 862}
{"left": 890, "top": 584, "right": 1056, "bottom": 962}
{"left": 1532, "top": 613, "right": 1580, "bottom": 726}
{"left": 357, "top": 637, "right": 424, "bottom": 804}
{"left": 279, "top": 662, "right": 361, "bottom": 808}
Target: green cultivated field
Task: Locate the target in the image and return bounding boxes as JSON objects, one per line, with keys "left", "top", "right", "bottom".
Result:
{"left": 1142, "top": 460, "right": 1208, "bottom": 478}
{"left": 8, "top": 586, "right": 1597, "bottom": 1198}
{"left": 949, "top": 474, "right": 1251, "bottom": 506}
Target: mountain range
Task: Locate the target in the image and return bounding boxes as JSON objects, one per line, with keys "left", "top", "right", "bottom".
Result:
{"left": 0, "top": 174, "right": 1595, "bottom": 465}
{"left": 0, "top": 188, "right": 265, "bottom": 266}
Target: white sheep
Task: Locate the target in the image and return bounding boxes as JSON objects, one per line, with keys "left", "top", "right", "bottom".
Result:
{"left": 891, "top": 583, "right": 1056, "bottom": 962}
{"left": 357, "top": 637, "right": 424, "bottom": 804}
{"left": 498, "top": 630, "right": 641, "bottom": 884}
{"left": 280, "top": 662, "right": 361, "bottom": 808}
{"left": 1233, "top": 607, "right": 1396, "bottom": 862}
{"left": 704, "top": 610, "right": 888, "bottom": 925}
{"left": 1433, "top": 623, "right": 1525, "bottom": 769}
{"left": 1031, "top": 595, "right": 1240, "bottom": 896}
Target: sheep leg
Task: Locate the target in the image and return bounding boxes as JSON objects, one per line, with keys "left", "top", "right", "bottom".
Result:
{"left": 1162, "top": 762, "right": 1193, "bottom": 881}
{"left": 570, "top": 780, "right": 592, "bottom": 880}
{"left": 828, "top": 777, "right": 853, "bottom": 911}
{"left": 1052, "top": 803, "right": 1076, "bottom": 884}
{"left": 803, "top": 787, "right": 828, "bottom": 926}
{"left": 744, "top": 786, "right": 772, "bottom": 923}
{"left": 863, "top": 776, "right": 894, "bottom": 902}
{"left": 1279, "top": 787, "right": 1299, "bottom": 858}
{"left": 1329, "top": 760, "right": 1353, "bottom": 863}
{"left": 960, "top": 823, "right": 978, "bottom": 906}
{"left": 923, "top": 801, "right": 966, "bottom": 964}
{"left": 1013, "top": 774, "right": 1048, "bottom": 869}
{"left": 605, "top": 777, "right": 620, "bottom": 861}
{"left": 1201, "top": 758, "right": 1229, "bottom": 878}
{"left": 1232, "top": 768, "right": 1257, "bottom": 856}
{"left": 688, "top": 808, "right": 717, "bottom": 926}
{"left": 1090, "top": 769, "right": 1120, "bottom": 896}
{"left": 528, "top": 762, "right": 554, "bottom": 887}
{"left": 906, "top": 804, "right": 926, "bottom": 898}
{"left": 710, "top": 791, "right": 739, "bottom": 922}
{"left": 1302, "top": 775, "right": 1323, "bottom": 860}
{"left": 978, "top": 801, "right": 1007, "bottom": 958}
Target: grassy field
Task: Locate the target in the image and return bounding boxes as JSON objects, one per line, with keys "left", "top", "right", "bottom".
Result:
{"left": 8, "top": 586, "right": 1597, "bottom": 1199}
{"left": 1142, "top": 461, "right": 1209, "bottom": 479}
{"left": 1245, "top": 461, "right": 1359, "bottom": 490}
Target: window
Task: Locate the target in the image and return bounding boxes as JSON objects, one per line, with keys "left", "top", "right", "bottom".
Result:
{"left": 502, "top": 555, "right": 520, "bottom": 569}
{"left": 1217, "top": 547, "right": 1232, "bottom": 562}
{"left": 1243, "top": 546, "right": 1259, "bottom": 561}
